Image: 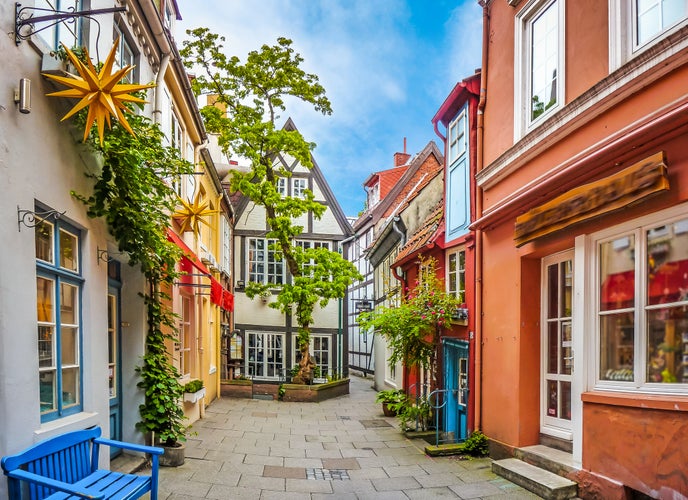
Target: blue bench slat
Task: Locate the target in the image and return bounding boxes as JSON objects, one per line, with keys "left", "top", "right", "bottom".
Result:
{"left": 2, "top": 426, "right": 161, "bottom": 500}
{"left": 78, "top": 471, "right": 151, "bottom": 500}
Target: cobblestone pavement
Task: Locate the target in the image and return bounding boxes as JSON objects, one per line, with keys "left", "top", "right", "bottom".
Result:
{"left": 158, "top": 374, "right": 540, "bottom": 499}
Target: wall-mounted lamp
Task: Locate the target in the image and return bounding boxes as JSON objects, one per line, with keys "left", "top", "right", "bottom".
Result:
{"left": 236, "top": 280, "right": 245, "bottom": 289}
{"left": 14, "top": 78, "right": 30, "bottom": 114}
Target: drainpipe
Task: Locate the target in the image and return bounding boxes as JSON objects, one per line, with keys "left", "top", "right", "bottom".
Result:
{"left": 475, "top": 0, "right": 490, "bottom": 432}
{"left": 153, "top": 54, "right": 170, "bottom": 125}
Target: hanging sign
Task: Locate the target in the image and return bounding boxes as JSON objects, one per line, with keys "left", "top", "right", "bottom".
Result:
{"left": 514, "top": 151, "right": 669, "bottom": 247}
{"left": 355, "top": 300, "right": 373, "bottom": 313}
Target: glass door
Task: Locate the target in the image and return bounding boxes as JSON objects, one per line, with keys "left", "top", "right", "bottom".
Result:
{"left": 542, "top": 252, "right": 573, "bottom": 437}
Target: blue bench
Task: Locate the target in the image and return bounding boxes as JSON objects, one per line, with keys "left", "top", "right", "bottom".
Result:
{"left": 1, "top": 427, "right": 163, "bottom": 500}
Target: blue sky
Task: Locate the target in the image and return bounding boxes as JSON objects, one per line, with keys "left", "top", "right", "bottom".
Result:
{"left": 176, "top": 1, "right": 483, "bottom": 217}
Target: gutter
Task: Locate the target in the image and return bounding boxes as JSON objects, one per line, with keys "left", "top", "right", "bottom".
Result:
{"left": 475, "top": 0, "right": 490, "bottom": 433}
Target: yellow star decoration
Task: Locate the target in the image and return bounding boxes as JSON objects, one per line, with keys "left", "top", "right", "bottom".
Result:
{"left": 43, "top": 38, "right": 154, "bottom": 145}
{"left": 173, "top": 192, "right": 219, "bottom": 236}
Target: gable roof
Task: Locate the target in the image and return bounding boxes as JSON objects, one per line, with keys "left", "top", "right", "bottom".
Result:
{"left": 365, "top": 141, "right": 444, "bottom": 262}
{"left": 353, "top": 141, "right": 443, "bottom": 234}
{"left": 231, "top": 118, "right": 353, "bottom": 237}
{"left": 392, "top": 202, "right": 444, "bottom": 268}
{"left": 382, "top": 142, "right": 444, "bottom": 219}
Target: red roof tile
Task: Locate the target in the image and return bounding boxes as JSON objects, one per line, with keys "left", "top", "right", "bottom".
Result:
{"left": 383, "top": 154, "right": 443, "bottom": 219}
{"left": 393, "top": 203, "right": 444, "bottom": 266}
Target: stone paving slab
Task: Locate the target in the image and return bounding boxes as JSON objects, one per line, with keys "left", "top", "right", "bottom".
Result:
{"left": 156, "top": 374, "right": 538, "bottom": 499}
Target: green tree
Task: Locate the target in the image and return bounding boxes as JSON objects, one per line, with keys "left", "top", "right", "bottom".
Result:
{"left": 359, "top": 256, "right": 461, "bottom": 387}
{"left": 181, "top": 29, "right": 361, "bottom": 383}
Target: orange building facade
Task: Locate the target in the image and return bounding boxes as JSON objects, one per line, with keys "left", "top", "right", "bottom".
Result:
{"left": 476, "top": 0, "right": 688, "bottom": 497}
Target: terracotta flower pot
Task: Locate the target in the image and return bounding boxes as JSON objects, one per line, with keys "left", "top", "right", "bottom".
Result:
{"left": 382, "top": 403, "right": 397, "bottom": 417}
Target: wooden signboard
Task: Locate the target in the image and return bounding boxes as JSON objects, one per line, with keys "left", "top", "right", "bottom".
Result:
{"left": 514, "top": 151, "right": 669, "bottom": 247}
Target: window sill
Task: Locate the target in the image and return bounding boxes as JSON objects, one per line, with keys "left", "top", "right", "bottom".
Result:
{"left": 582, "top": 391, "right": 688, "bottom": 412}
{"left": 36, "top": 412, "right": 99, "bottom": 440}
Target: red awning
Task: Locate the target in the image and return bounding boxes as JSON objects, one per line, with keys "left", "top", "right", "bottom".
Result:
{"left": 167, "top": 228, "right": 234, "bottom": 312}
{"left": 167, "top": 228, "right": 211, "bottom": 275}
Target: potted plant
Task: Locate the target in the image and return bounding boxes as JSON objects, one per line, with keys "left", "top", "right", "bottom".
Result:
{"left": 375, "top": 389, "right": 406, "bottom": 417}
{"left": 183, "top": 379, "right": 206, "bottom": 403}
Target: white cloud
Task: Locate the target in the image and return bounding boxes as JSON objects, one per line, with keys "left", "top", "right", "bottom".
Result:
{"left": 176, "top": 0, "right": 482, "bottom": 216}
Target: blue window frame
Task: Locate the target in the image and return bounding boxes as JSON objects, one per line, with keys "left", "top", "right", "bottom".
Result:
{"left": 35, "top": 208, "right": 83, "bottom": 422}
{"left": 446, "top": 105, "right": 471, "bottom": 243}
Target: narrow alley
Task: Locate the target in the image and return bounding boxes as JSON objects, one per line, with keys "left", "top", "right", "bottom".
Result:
{"left": 156, "top": 375, "right": 538, "bottom": 499}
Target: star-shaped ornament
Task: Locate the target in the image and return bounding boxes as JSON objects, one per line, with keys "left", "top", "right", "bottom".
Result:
{"left": 43, "top": 38, "right": 154, "bottom": 145}
{"left": 173, "top": 192, "right": 219, "bottom": 236}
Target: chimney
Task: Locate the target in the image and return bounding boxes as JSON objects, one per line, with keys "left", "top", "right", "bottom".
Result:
{"left": 393, "top": 137, "right": 410, "bottom": 167}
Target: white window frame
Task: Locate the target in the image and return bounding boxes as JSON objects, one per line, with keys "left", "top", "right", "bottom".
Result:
{"left": 609, "top": 0, "right": 688, "bottom": 71}
{"left": 447, "top": 249, "right": 466, "bottom": 304}
{"left": 247, "top": 332, "right": 285, "bottom": 380}
{"left": 514, "top": 0, "right": 566, "bottom": 139}
{"left": 221, "top": 216, "right": 231, "bottom": 275}
{"left": 247, "top": 238, "right": 284, "bottom": 285}
{"left": 447, "top": 110, "right": 467, "bottom": 167}
{"left": 588, "top": 202, "right": 688, "bottom": 394}
{"left": 178, "top": 295, "right": 193, "bottom": 379}
{"left": 113, "top": 21, "right": 137, "bottom": 82}
{"left": 292, "top": 178, "right": 308, "bottom": 199}
{"left": 367, "top": 182, "right": 380, "bottom": 208}
{"left": 292, "top": 334, "right": 332, "bottom": 379}
{"left": 276, "top": 177, "right": 287, "bottom": 196}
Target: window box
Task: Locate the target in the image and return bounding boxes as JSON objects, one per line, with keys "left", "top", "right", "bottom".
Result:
{"left": 183, "top": 387, "right": 206, "bottom": 404}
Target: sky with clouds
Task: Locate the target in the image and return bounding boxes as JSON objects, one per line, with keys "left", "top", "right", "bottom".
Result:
{"left": 176, "top": 0, "right": 483, "bottom": 217}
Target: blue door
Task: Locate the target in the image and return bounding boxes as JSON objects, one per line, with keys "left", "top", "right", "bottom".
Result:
{"left": 443, "top": 339, "right": 469, "bottom": 442}
{"left": 108, "top": 263, "right": 122, "bottom": 458}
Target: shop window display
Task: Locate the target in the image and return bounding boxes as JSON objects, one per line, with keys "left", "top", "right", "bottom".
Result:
{"left": 598, "top": 216, "right": 688, "bottom": 386}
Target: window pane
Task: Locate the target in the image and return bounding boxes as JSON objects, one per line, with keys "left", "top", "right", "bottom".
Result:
{"left": 600, "top": 312, "right": 634, "bottom": 381}
{"left": 561, "top": 321, "right": 572, "bottom": 375}
{"left": 60, "top": 283, "right": 77, "bottom": 325}
{"left": 39, "top": 371, "right": 56, "bottom": 413}
{"left": 560, "top": 260, "right": 572, "bottom": 317}
{"left": 547, "top": 379, "right": 558, "bottom": 417}
{"left": 663, "top": 0, "right": 686, "bottom": 25}
{"left": 647, "top": 219, "right": 688, "bottom": 305}
{"left": 60, "top": 229, "right": 78, "bottom": 272}
{"left": 560, "top": 381, "right": 571, "bottom": 420}
{"left": 530, "top": 1, "right": 559, "bottom": 121}
{"left": 38, "top": 326, "right": 54, "bottom": 368}
{"left": 547, "top": 322, "right": 558, "bottom": 374}
{"left": 600, "top": 236, "right": 635, "bottom": 311}
{"left": 62, "top": 367, "right": 79, "bottom": 408}
{"left": 547, "top": 264, "right": 558, "bottom": 318}
{"left": 37, "top": 277, "right": 54, "bottom": 323}
{"left": 35, "top": 220, "right": 54, "bottom": 264}
{"left": 61, "top": 327, "right": 78, "bottom": 366}
{"left": 646, "top": 307, "right": 686, "bottom": 383}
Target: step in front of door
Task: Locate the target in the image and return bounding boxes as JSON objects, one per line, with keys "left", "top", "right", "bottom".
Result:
{"left": 492, "top": 458, "right": 578, "bottom": 500}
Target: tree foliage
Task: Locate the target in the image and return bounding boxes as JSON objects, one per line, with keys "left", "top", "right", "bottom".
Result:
{"left": 181, "top": 28, "right": 361, "bottom": 383}
{"left": 359, "top": 256, "right": 460, "bottom": 386}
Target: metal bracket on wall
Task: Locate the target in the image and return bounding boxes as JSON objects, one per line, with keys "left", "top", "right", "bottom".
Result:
{"left": 17, "top": 205, "right": 65, "bottom": 231}
{"left": 14, "top": 2, "right": 126, "bottom": 46}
